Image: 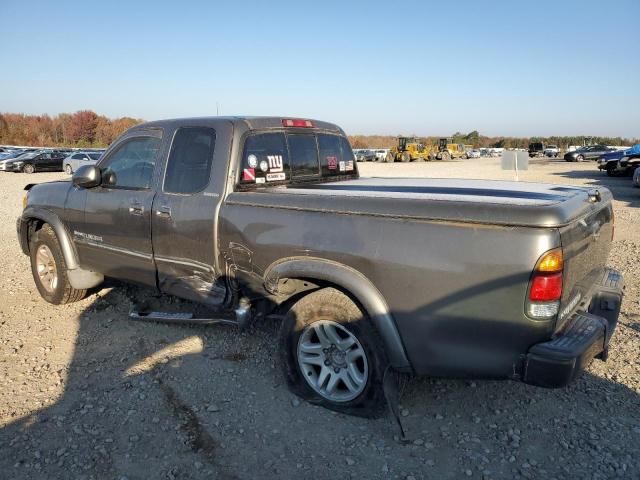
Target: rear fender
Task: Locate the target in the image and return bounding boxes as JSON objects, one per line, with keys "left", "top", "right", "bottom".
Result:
{"left": 264, "top": 257, "right": 411, "bottom": 370}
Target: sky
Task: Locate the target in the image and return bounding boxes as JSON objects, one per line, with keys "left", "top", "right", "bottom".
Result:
{"left": 1, "top": 0, "right": 639, "bottom": 138}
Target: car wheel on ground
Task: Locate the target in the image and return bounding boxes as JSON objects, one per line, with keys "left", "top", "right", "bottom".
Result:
{"left": 606, "top": 164, "right": 622, "bottom": 177}
{"left": 23, "top": 163, "right": 35, "bottom": 174}
{"left": 65, "top": 164, "right": 73, "bottom": 175}
{"left": 576, "top": 155, "right": 584, "bottom": 162}
{"left": 279, "top": 287, "right": 388, "bottom": 417}
{"left": 29, "top": 224, "right": 87, "bottom": 304}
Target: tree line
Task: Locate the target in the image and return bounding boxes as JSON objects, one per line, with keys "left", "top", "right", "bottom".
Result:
{"left": 349, "top": 130, "right": 639, "bottom": 150}
{"left": 0, "top": 111, "right": 142, "bottom": 148}
{"left": 1, "top": 112, "right": 636, "bottom": 150}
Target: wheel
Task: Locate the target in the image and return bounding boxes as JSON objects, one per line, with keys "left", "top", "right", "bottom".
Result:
{"left": 23, "top": 163, "right": 35, "bottom": 174}
{"left": 385, "top": 153, "right": 395, "bottom": 163}
{"left": 279, "top": 287, "right": 388, "bottom": 417}
{"left": 440, "top": 151, "right": 451, "bottom": 161}
{"left": 462, "top": 154, "right": 468, "bottom": 159}
{"left": 30, "top": 224, "right": 87, "bottom": 304}
{"left": 576, "top": 155, "right": 584, "bottom": 162}
{"left": 65, "top": 164, "right": 73, "bottom": 175}
{"left": 401, "top": 152, "right": 411, "bottom": 163}
{"left": 415, "top": 157, "right": 425, "bottom": 162}
{"left": 606, "top": 164, "right": 622, "bottom": 177}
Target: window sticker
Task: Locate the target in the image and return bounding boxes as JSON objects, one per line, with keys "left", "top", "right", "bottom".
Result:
{"left": 339, "top": 161, "right": 346, "bottom": 172}
{"left": 327, "top": 156, "right": 337, "bottom": 170}
{"left": 259, "top": 160, "right": 269, "bottom": 172}
{"left": 255, "top": 177, "right": 266, "bottom": 184}
{"left": 266, "top": 172, "right": 286, "bottom": 182}
{"left": 346, "top": 160, "right": 354, "bottom": 171}
{"left": 268, "top": 155, "right": 283, "bottom": 172}
{"left": 247, "top": 154, "right": 258, "bottom": 168}
{"left": 243, "top": 168, "right": 256, "bottom": 182}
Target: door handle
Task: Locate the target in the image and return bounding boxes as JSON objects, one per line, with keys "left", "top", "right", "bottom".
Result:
{"left": 128, "top": 205, "right": 144, "bottom": 215}
{"left": 155, "top": 206, "right": 171, "bottom": 218}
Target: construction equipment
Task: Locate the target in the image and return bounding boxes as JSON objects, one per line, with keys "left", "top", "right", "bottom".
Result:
{"left": 385, "top": 136, "right": 435, "bottom": 162}
{"left": 435, "top": 138, "right": 468, "bottom": 161}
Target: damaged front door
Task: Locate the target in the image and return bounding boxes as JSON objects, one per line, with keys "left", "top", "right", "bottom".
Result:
{"left": 151, "top": 125, "right": 228, "bottom": 306}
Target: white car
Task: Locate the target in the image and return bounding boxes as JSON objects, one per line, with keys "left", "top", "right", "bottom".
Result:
{"left": 375, "top": 149, "right": 389, "bottom": 161}
{"left": 466, "top": 149, "right": 481, "bottom": 158}
{"left": 544, "top": 145, "right": 560, "bottom": 157}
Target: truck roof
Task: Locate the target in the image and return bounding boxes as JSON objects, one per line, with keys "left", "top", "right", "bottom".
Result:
{"left": 132, "top": 116, "right": 344, "bottom": 133}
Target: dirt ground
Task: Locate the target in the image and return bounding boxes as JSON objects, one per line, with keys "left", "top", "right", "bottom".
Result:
{"left": 0, "top": 157, "right": 638, "bottom": 480}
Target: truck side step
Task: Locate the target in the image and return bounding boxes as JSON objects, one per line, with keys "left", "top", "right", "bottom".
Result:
{"left": 128, "top": 297, "right": 253, "bottom": 329}
{"left": 129, "top": 309, "right": 239, "bottom": 326}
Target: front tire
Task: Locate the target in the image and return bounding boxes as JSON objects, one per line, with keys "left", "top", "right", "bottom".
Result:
{"left": 279, "top": 288, "right": 388, "bottom": 417}
{"left": 30, "top": 224, "right": 87, "bottom": 304}
{"left": 23, "top": 163, "right": 35, "bottom": 174}
{"left": 576, "top": 155, "right": 584, "bottom": 162}
{"left": 65, "top": 164, "right": 73, "bottom": 174}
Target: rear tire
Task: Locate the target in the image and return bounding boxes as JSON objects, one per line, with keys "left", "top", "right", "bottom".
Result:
{"left": 23, "top": 163, "right": 35, "bottom": 174}
{"left": 30, "top": 224, "right": 87, "bottom": 304}
{"left": 440, "top": 151, "right": 451, "bottom": 161}
{"left": 576, "top": 155, "right": 584, "bottom": 162}
{"left": 385, "top": 153, "right": 395, "bottom": 163}
{"left": 279, "top": 288, "right": 388, "bottom": 418}
{"left": 65, "top": 164, "right": 73, "bottom": 174}
{"left": 401, "top": 152, "right": 411, "bottom": 163}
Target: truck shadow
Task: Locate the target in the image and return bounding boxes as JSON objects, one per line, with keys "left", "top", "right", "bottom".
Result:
{"left": 552, "top": 169, "right": 640, "bottom": 208}
{"left": 1, "top": 280, "right": 638, "bottom": 479}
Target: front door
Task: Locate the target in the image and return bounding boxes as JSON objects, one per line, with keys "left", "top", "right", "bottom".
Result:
{"left": 75, "top": 131, "right": 163, "bottom": 286}
{"left": 151, "top": 124, "right": 229, "bottom": 306}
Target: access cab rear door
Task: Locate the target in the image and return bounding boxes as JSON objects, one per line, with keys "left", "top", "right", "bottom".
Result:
{"left": 151, "top": 118, "right": 234, "bottom": 306}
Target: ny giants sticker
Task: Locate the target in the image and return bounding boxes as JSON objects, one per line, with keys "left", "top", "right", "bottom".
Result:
{"left": 243, "top": 168, "right": 256, "bottom": 181}
{"left": 266, "top": 172, "right": 286, "bottom": 182}
{"left": 267, "top": 155, "right": 283, "bottom": 172}
{"left": 327, "top": 156, "right": 337, "bottom": 170}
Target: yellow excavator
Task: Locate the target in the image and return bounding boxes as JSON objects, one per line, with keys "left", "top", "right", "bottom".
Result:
{"left": 385, "top": 137, "right": 436, "bottom": 162}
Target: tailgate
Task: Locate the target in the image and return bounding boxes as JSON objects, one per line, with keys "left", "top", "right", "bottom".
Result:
{"left": 556, "top": 199, "right": 614, "bottom": 332}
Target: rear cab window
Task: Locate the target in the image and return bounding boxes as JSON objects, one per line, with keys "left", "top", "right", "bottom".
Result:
{"left": 238, "top": 131, "right": 357, "bottom": 189}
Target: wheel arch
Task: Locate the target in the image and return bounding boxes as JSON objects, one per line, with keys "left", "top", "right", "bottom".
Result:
{"left": 264, "top": 257, "right": 411, "bottom": 370}
{"left": 20, "top": 207, "right": 103, "bottom": 289}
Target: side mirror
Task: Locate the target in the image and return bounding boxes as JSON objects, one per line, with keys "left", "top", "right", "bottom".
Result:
{"left": 72, "top": 164, "right": 101, "bottom": 188}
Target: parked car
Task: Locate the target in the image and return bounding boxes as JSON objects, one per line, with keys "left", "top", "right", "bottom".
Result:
{"left": 17, "top": 116, "right": 623, "bottom": 416}
{"left": 356, "top": 149, "right": 376, "bottom": 162}
{"left": 0, "top": 150, "right": 25, "bottom": 161}
{"left": 597, "top": 144, "right": 640, "bottom": 176}
{"left": 2, "top": 150, "right": 66, "bottom": 173}
{"left": 528, "top": 142, "right": 545, "bottom": 157}
{"left": 564, "top": 145, "right": 615, "bottom": 162}
{"left": 544, "top": 145, "right": 560, "bottom": 157}
{"left": 374, "top": 149, "right": 389, "bottom": 162}
{"left": 63, "top": 151, "right": 103, "bottom": 174}
{"left": 466, "top": 149, "right": 481, "bottom": 158}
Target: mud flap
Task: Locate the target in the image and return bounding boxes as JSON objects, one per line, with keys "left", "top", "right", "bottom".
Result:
{"left": 383, "top": 366, "right": 406, "bottom": 440}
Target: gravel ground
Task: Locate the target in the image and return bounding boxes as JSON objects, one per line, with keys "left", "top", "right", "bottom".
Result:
{"left": 0, "top": 157, "right": 638, "bottom": 480}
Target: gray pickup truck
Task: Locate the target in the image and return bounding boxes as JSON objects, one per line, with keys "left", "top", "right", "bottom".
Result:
{"left": 17, "top": 117, "right": 624, "bottom": 416}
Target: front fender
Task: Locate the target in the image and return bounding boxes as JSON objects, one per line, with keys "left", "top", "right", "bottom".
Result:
{"left": 19, "top": 206, "right": 103, "bottom": 289}
{"left": 264, "top": 257, "right": 411, "bottom": 370}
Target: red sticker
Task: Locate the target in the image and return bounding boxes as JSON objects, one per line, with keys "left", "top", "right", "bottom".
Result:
{"left": 243, "top": 168, "right": 255, "bottom": 181}
{"left": 327, "top": 156, "right": 337, "bottom": 170}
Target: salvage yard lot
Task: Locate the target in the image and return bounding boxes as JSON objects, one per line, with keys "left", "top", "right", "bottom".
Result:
{"left": 0, "top": 157, "right": 638, "bottom": 479}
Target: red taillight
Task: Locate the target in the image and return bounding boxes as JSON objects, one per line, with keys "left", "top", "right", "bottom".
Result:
{"left": 282, "top": 119, "right": 314, "bottom": 128}
{"left": 529, "top": 272, "right": 563, "bottom": 301}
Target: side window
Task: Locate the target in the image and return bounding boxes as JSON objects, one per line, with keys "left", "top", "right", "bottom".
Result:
{"left": 101, "top": 136, "right": 161, "bottom": 189}
{"left": 164, "top": 127, "right": 216, "bottom": 194}
{"left": 240, "top": 132, "right": 289, "bottom": 185}
{"left": 72, "top": 154, "right": 83, "bottom": 160}
{"left": 288, "top": 134, "right": 319, "bottom": 177}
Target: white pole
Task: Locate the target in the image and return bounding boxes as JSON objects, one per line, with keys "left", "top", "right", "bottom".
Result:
{"left": 514, "top": 151, "right": 519, "bottom": 182}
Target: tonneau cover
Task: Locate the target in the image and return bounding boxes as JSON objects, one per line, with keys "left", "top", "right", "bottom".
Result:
{"left": 226, "top": 177, "right": 612, "bottom": 228}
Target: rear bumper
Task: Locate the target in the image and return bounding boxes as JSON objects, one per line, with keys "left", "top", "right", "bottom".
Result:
{"left": 523, "top": 268, "right": 624, "bottom": 388}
